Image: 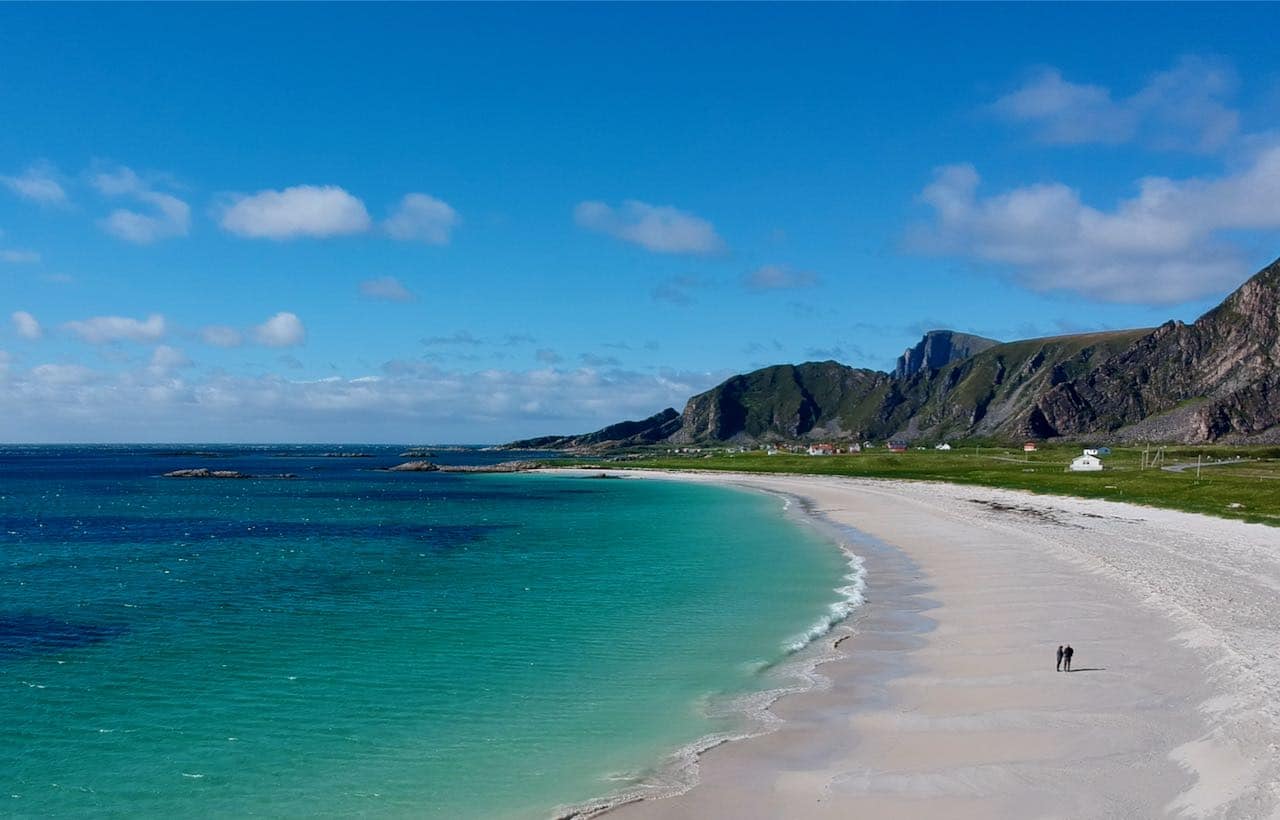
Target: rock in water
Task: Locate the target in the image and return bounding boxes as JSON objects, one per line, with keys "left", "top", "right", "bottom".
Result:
{"left": 385, "top": 461, "right": 440, "bottom": 472}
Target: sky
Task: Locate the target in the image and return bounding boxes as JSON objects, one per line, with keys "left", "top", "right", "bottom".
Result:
{"left": 4, "top": 3, "right": 1280, "bottom": 443}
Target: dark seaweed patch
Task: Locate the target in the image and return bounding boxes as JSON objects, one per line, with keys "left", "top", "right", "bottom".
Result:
{"left": 0, "top": 613, "right": 127, "bottom": 659}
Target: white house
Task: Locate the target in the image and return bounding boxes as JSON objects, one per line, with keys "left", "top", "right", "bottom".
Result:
{"left": 1069, "top": 452, "right": 1104, "bottom": 472}
{"left": 935, "top": 443, "right": 952, "bottom": 451}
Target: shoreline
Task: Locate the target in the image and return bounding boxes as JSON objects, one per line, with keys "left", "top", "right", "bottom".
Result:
{"left": 554, "top": 470, "right": 1280, "bottom": 819}
{"left": 553, "top": 481, "right": 878, "bottom": 820}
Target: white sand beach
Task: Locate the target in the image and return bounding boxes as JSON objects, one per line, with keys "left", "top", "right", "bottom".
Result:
{"left": 596, "top": 472, "right": 1280, "bottom": 819}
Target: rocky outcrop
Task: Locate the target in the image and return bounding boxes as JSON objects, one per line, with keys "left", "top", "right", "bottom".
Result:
{"left": 163, "top": 468, "right": 252, "bottom": 479}
{"left": 895, "top": 331, "right": 999, "bottom": 379}
{"left": 162, "top": 469, "right": 297, "bottom": 479}
{"left": 438, "top": 461, "right": 540, "bottom": 473}
{"left": 384, "top": 460, "right": 440, "bottom": 472}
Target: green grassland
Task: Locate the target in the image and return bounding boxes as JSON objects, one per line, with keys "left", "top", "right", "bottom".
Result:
{"left": 571, "top": 443, "right": 1280, "bottom": 526}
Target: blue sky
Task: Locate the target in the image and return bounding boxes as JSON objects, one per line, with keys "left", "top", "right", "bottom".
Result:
{"left": 4, "top": 3, "right": 1280, "bottom": 442}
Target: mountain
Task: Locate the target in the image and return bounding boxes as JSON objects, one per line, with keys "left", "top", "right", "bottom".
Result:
{"left": 894, "top": 330, "right": 999, "bottom": 379}
{"left": 668, "top": 362, "right": 893, "bottom": 444}
{"left": 505, "top": 257, "right": 1280, "bottom": 449}
{"left": 896, "top": 328, "right": 1153, "bottom": 441}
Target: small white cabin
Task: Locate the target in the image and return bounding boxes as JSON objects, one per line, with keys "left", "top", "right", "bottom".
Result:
{"left": 1069, "top": 453, "right": 1104, "bottom": 472}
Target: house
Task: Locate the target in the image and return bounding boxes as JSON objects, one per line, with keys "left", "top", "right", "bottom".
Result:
{"left": 846, "top": 443, "right": 862, "bottom": 454}
{"left": 1069, "top": 452, "right": 1104, "bottom": 472}
{"left": 1023, "top": 441, "right": 1039, "bottom": 452}
{"left": 887, "top": 440, "right": 909, "bottom": 453}
{"left": 807, "top": 443, "right": 835, "bottom": 456}
{"left": 766, "top": 447, "right": 779, "bottom": 456}
{"left": 935, "top": 443, "right": 952, "bottom": 451}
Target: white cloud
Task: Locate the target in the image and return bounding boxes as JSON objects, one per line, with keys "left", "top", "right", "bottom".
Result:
{"left": 64, "top": 313, "right": 167, "bottom": 344}
{"left": 12, "top": 310, "right": 41, "bottom": 340}
{"left": 0, "top": 357, "right": 727, "bottom": 443}
{"left": 30, "top": 363, "right": 95, "bottom": 386}
{"left": 149, "top": 345, "right": 192, "bottom": 373}
{"left": 1, "top": 163, "right": 67, "bottom": 204}
{"left": 252, "top": 312, "right": 306, "bottom": 347}
{"left": 1, "top": 249, "right": 40, "bottom": 263}
{"left": 743, "top": 264, "right": 819, "bottom": 291}
{"left": 384, "top": 193, "right": 459, "bottom": 244}
{"left": 200, "top": 325, "right": 243, "bottom": 348}
{"left": 92, "top": 166, "right": 191, "bottom": 243}
{"left": 991, "top": 56, "right": 1240, "bottom": 152}
{"left": 910, "top": 146, "right": 1280, "bottom": 303}
{"left": 220, "top": 185, "right": 371, "bottom": 239}
{"left": 359, "top": 276, "right": 416, "bottom": 302}
{"left": 574, "top": 200, "right": 725, "bottom": 254}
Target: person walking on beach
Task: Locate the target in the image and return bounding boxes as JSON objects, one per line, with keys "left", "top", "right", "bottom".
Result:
{"left": 1056, "top": 645, "right": 1064, "bottom": 672}
{"left": 1063, "top": 644, "right": 1074, "bottom": 672}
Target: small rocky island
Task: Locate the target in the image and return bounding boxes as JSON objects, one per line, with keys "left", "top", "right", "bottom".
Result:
{"left": 383, "top": 460, "right": 440, "bottom": 472}
{"left": 163, "top": 468, "right": 296, "bottom": 479}
{"left": 379, "top": 460, "right": 540, "bottom": 474}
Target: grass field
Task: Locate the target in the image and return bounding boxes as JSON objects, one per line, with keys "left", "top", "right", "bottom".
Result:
{"left": 567, "top": 443, "right": 1280, "bottom": 526}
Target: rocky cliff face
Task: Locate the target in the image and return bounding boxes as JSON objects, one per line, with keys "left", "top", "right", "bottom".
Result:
{"left": 1034, "top": 258, "right": 1280, "bottom": 442}
{"left": 894, "top": 330, "right": 999, "bottom": 379}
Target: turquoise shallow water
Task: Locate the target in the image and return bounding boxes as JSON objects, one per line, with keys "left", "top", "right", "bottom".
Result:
{"left": 0, "top": 446, "right": 854, "bottom": 817}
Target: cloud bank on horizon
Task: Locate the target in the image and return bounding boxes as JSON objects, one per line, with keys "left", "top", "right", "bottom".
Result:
{"left": 1, "top": 4, "right": 1279, "bottom": 441}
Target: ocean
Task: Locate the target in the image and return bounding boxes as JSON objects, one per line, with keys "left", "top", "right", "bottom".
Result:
{"left": 0, "top": 445, "right": 861, "bottom": 817}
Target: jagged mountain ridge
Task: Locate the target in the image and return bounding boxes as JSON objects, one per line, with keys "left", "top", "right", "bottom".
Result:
{"left": 503, "top": 257, "right": 1280, "bottom": 449}
{"left": 894, "top": 330, "right": 999, "bottom": 379}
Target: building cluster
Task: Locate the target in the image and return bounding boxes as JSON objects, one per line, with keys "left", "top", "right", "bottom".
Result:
{"left": 664, "top": 441, "right": 1117, "bottom": 472}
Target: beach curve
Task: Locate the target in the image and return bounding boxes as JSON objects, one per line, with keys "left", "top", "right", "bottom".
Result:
{"left": 580, "top": 470, "right": 1280, "bottom": 819}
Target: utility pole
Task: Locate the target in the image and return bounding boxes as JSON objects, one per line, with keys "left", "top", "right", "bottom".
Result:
{"left": 1197, "top": 453, "right": 1202, "bottom": 480}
